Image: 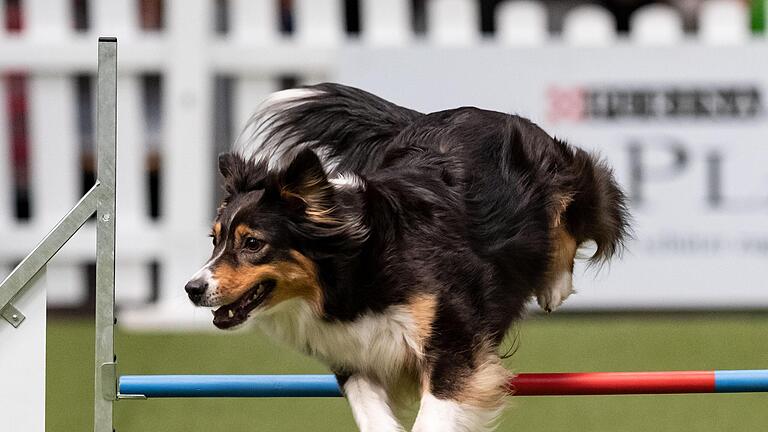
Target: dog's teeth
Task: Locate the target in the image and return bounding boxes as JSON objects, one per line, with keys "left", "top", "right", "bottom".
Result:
{"left": 227, "top": 309, "right": 234, "bottom": 318}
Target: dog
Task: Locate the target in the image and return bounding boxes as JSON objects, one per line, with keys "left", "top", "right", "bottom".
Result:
{"left": 185, "top": 83, "right": 630, "bottom": 432}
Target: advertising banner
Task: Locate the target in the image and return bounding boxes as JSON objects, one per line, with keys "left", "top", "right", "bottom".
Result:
{"left": 338, "top": 43, "right": 768, "bottom": 309}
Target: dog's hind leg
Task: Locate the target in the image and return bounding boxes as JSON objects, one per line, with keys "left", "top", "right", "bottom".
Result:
{"left": 339, "top": 374, "right": 405, "bottom": 432}
{"left": 413, "top": 350, "right": 509, "bottom": 432}
{"left": 536, "top": 225, "right": 577, "bottom": 313}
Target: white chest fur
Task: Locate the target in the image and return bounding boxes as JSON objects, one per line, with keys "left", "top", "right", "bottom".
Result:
{"left": 256, "top": 300, "right": 423, "bottom": 383}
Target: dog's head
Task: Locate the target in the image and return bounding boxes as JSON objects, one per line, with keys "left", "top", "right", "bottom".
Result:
{"left": 185, "top": 149, "right": 366, "bottom": 329}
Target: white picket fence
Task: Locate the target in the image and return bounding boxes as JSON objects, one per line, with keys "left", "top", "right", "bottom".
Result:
{"left": 0, "top": 0, "right": 759, "bottom": 329}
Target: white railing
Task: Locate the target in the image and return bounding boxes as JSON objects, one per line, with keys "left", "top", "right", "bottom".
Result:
{"left": 0, "top": 0, "right": 759, "bottom": 328}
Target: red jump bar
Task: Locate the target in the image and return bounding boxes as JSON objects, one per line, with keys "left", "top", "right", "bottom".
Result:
{"left": 509, "top": 371, "right": 714, "bottom": 396}
{"left": 118, "top": 370, "right": 768, "bottom": 398}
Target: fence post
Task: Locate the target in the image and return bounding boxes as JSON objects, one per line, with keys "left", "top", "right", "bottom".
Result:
{"left": 0, "top": 1, "right": 9, "bottom": 228}
{"left": 496, "top": 1, "right": 548, "bottom": 45}
{"left": 295, "top": 0, "right": 344, "bottom": 84}
{"left": 154, "top": 0, "right": 214, "bottom": 327}
{"left": 361, "top": 0, "right": 411, "bottom": 45}
{"left": 295, "top": 0, "right": 344, "bottom": 45}
{"left": 25, "top": 0, "right": 85, "bottom": 307}
{"left": 428, "top": 0, "right": 480, "bottom": 45}
{"left": 699, "top": 0, "right": 750, "bottom": 44}
{"left": 630, "top": 4, "right": 684, "bottom": 45}
{"left": 0, "top": 65, "right": 10, "bottom": 228}
{"left": 231, "top": 0, "right": 279, "bottom": 132}
{"left": 562, "top": 5, "right": 617, "bottom": 45}
{"left": 93, "top": 0, "right": 153, "bottom": 305}
{"left": 230, "top": 0, "right": 277, "bottom": 44}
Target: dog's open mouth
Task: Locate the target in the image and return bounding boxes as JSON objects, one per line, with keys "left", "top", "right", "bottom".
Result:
{"left": 212, "top": 280, "right": 275, "bottom": 329}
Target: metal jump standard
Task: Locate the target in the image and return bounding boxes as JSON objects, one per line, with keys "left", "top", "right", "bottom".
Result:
{"left": 1, "top": 38, "right": 767, "bottom": 432}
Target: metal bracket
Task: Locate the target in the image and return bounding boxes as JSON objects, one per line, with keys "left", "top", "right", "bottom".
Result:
{"left": 0, "top": 303, "right": 25, "bottom": 328}
{"left": 116, "top": 392, "right": 147, "bottom": 400}
{"left": 99, "top": 362, "right": 118, "bottom": 401}
{"left": 0, "top": 184, "right": 100, "bottom": 330}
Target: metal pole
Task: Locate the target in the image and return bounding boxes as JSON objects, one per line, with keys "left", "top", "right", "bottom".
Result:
{"left": 117, "top": 370, "right": 768, "bottom": 399}
{"left": 94, "top": 37, "right": 117, "bottom": 432}
{"left": 0, "top": 184, "right": 99, "bottom": 327}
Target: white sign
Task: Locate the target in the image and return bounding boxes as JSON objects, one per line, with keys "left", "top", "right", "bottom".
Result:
{"left": 0, "top": 268, "right": 46, "bottom": 430}
{"left": 338, "top": 43, "right": 768, "bottom": 309}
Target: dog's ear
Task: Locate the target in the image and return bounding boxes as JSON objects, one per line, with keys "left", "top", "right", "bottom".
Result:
{"left": 218, "top": 152, "right": 240, "bottom": 179}
{"left": 270, "top": 149, "right": 335, "bottom": 222}
{"left": 218, "top": 152, "right": 264, "bottom": 195}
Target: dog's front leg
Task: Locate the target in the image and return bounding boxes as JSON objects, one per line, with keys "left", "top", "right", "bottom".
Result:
{"left": 337, "top": 373, "right": 405, "bottom": 432}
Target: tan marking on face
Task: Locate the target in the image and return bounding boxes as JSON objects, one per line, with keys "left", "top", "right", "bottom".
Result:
{"left": 263, "top": 250, "right": 323, "bottom": 313}
{"left": 212, "top": 222, "right": 222, "bottom": 239}
{"left": 234, "top": 224, "right": 266, "bottom": 248}
{"left": 211, "top": 249, "right": 323, "bottom": 314}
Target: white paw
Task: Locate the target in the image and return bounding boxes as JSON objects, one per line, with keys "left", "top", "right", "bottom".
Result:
{"left": 537, "top": 272, "right": 574, "bottom": 313}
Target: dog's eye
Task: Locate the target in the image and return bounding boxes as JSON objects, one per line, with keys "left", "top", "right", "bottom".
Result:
{"left": 243, "top": 237, "right": 264, "bottom": 251}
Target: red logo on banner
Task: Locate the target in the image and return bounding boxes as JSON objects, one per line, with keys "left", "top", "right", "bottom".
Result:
{"left": 547, "top": 86, "right": 586, "bottom": 123}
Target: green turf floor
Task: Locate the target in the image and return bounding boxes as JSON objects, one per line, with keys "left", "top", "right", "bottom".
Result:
{"left": 47, "top": 313, "right": 768, "bottom": 431}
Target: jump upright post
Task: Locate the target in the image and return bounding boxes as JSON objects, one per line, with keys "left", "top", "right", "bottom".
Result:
{"left": 0, "top": 38, "right": 118, "bottom": 431}
{"left": 94, "top": 36, "right": 118, "bottom": 432}
{"left": 1, "top": 38, "right": 768, "bottom": 432}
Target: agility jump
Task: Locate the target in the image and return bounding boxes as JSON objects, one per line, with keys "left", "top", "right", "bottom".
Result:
{"left": 118, "top": 370, "right": 768, "bottom": 399}
{"left": 1, "top": 38, "right": 767, "bottom": 432}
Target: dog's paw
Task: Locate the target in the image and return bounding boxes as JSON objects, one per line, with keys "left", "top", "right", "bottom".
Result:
{"left": 537, "top": 272, "right": 574, "bottom": 313}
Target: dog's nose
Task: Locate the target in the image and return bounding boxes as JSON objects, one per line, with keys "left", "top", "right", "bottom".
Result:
{"left": 185, "top": 279, "right": 208, "bottom": 303}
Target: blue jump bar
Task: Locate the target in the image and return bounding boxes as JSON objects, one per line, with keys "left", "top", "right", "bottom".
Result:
{"left": 119, "top": 374, "right": 342, "bottom": 398}
{"left": 715, "top": 370, "right": 768, "bottom": 393}
{"left": 118, "top": 370, "right": 768, "bottom": 399}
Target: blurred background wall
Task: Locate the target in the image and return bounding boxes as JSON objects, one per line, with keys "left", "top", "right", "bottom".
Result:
{"left": 1, "top": 0, "right": 766, "bottom": 330}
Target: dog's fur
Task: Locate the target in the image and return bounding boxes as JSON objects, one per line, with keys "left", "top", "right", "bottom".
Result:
{"left": 185, "top": 83, "right": 630, "bottom": 432}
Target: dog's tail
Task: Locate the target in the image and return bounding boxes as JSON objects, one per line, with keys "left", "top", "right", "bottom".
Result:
{"left": 565, "top": 148, "right": 631, "bottom": 264}
{"left": 235, "top": 83, "right": 422, "bottom": 175}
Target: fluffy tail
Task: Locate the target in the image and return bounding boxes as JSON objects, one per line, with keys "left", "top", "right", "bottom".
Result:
{"left": 235, "top": 83, "right": 422, "bottom": 175}
{"left": 565, "top": 148, "right": 631, "bottom": 264}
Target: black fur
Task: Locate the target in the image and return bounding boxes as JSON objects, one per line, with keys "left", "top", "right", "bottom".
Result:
{"left": 203, "top": 83, "right": 630, "bottom": 416}
{"left": 243, "top": 83, "right": 630, "bottom": 263}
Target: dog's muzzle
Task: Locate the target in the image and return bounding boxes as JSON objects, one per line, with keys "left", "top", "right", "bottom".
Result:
{"left": 185, "top": 278, "right": 208, "bottom": 304}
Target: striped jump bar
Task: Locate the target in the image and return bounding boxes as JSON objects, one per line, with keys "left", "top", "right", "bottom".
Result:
{"left": 118, "top": 370, "right": 768, "bottom": 399}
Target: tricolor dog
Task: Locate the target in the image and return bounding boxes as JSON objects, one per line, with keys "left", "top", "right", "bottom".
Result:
{"left": 185, "top": 84, "right": 630, "bottom": 431}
